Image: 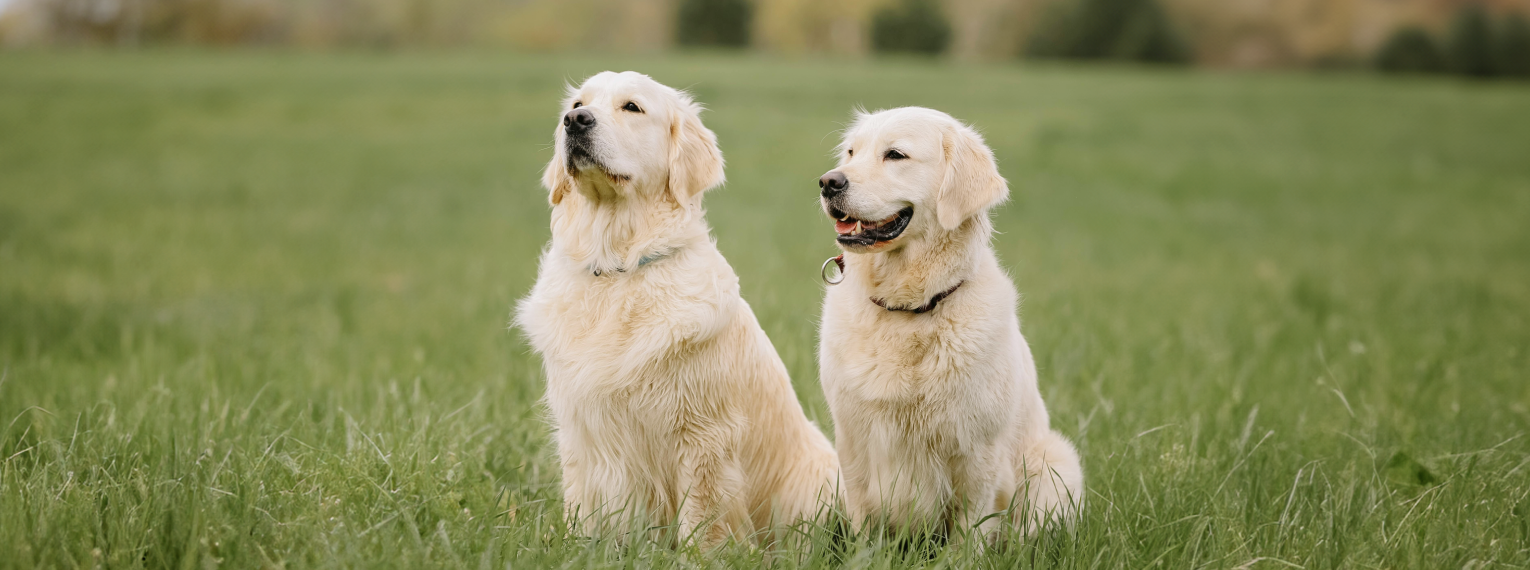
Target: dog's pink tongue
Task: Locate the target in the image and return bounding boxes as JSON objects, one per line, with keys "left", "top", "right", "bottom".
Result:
{"left": 835, "top": 219, "right": 857, "bottom": 235}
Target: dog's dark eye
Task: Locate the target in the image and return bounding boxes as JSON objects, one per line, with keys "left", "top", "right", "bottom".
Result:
{"left": 885, "top": 149, "right": 908, "bottom": 160}
{"left": 847, "top": 149, "right": 854, "bottom": 157}
{"left": 572, "top": 101, "right": 582, "bottom": 109}
{"left": 622, "top": 101, "right": 643, "bottom": 113}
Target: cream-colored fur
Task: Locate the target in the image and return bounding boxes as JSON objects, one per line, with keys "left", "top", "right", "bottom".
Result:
{"left": 817, "top": 107, "right": 1083, "bottom": 542}
{"left": 515, "top": 72, "right": 839, "bottom": 548}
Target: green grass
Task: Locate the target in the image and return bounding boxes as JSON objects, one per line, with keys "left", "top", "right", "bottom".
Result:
{"left": 2, "top": 50, "right": 1529, "bottom": 568}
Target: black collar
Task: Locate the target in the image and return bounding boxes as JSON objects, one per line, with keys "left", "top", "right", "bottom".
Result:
{"left": 871, "top": 281, "right": 964, "bottom": 314}
{"left": 823, "top": 254, "right": 964, "bottom": 314}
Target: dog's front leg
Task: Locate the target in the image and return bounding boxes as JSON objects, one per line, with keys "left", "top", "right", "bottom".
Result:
{"left": 559, "top": 452, "right": 606, "bottom": 539}
{"left": 675, "top": 422, "right": 746, "bottom": 549}
{"left": 832, "top": 427, "right": 877, "bottom": 535}
{"left": 950, "top": 448, "right": 1006, "bottom": 548}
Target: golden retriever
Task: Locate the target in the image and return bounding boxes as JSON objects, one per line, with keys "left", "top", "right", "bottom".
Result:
{"left": 816, "top": 107, "right": 1083, "bottom": 543}
{"left": 515, "top": 71, "right": 840, "bottom": 547}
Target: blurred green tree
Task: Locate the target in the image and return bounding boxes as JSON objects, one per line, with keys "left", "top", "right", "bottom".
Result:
{"left": 1447, "top": 5, "right": 1497, "bottom": 77}
{"left": 676, "top": 0, "right": 752, "bottom": 48}
{"left": 1375, "top": 27, "right": 1447, "bottom": 74}
{"left": 870, "top": 0, "right": 951, "bottom": 55}
{"left": 1108, "top": 0, "right": 1186, "bottom": 62}
{"left": 1496, "top": 14, "right": 1530, "bottom": 78}
{"left": 1027, "top": 0, "right": 1188, "bottom": 64}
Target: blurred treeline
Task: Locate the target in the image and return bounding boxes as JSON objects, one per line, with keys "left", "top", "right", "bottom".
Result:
{"left": 2, "top": 0, "right": 1527, "bottom": 72}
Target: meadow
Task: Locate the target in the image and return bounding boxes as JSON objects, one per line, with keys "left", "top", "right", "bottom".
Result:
{"left": 1, "top": 50, "right": 1528, "bottom": 568}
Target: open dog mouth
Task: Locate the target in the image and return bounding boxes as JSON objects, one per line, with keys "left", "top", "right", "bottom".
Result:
{"left": 829, "top": 206, "right": 914, "bottom": 247}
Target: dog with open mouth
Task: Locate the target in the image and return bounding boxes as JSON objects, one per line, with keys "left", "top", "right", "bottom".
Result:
{"left": 515, "top": 72, "right": 840, "bottom": 548}
{"left": 816, "top": 107, "right": 1083, "bottom": 543}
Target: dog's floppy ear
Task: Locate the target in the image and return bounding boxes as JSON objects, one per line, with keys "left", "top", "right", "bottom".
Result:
{"left": 542, "top": 86, "right": 580, "bottom": 206}
{"left": 666, "top": 97, "right": 725, "bottom": 208}
{"left": 542, "top": 125, "right": 574, "bottom": 205}
{"left": 936, "top": 121, "right": 1009, "bottom": 230}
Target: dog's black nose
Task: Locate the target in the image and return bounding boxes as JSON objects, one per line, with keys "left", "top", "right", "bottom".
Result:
{"left": 819, "top": 171, "right": 848, "bottom": 198}
{"left": 564, "top": 108, "right": 596, "bottom": 134}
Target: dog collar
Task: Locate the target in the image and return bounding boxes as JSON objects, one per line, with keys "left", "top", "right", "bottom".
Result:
{"left": 821, "top": 254, "right": 963, "bottom": 314}
{"left": 821, "top": 254, "right": 846, "bottom": 285}
{"left": 591, "top": 250, "right": 672, "bottom": 276}
{"left": 872, "top": 281, "right": 964, "bottom": 314}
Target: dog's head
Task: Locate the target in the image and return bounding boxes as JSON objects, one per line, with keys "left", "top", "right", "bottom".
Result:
{"left": 820, "top": 107, "right": 1008, "bottom": 253}
{"left": 543, "top": 71, "right": 724, "bottom": 209}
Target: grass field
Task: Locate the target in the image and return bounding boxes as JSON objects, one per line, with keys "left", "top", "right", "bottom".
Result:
{"left": 2, "top": 50, "right": 1529, "bottom": 568}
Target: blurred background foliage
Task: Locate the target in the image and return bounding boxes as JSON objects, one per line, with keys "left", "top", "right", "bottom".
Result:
{"left": 871, "top": 0, "right": 951, "bottom": 56}
{"left": 1026, "top": 0, "right": 1189, "bottom": 63}
{"left": 1374, "top": 6, "right": 1530, "bottom": 77}
{"left": 1, "top": 0, "right": 1527, "bottom": 74}
{"left": 677, "top": 0, "right": 751, "bottom": 48}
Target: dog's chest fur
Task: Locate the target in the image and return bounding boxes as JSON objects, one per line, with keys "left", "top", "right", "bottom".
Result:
{"left": 822, "top": 272, "right": 1021, "bottom": 452}
{"left": 517, "top": 245, "right": 751, "bottom": 516}
{"left": 520, "top": 247, "right": 738, "bottom": 407}
{"left": 825, "top": 288, "right": 1000, "bottom": 392}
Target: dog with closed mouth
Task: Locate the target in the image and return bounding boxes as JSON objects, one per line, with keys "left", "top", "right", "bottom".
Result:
{"left": 515, "top": 71, "right": 840, "bottom": 547}
{"left": 816, "top": 107, "right": 1083, "bottom": 543}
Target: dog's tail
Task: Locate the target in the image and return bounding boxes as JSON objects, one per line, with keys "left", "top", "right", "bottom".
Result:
{"left": 1014, "top": 429, "right": 1084, "bottom": 534}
